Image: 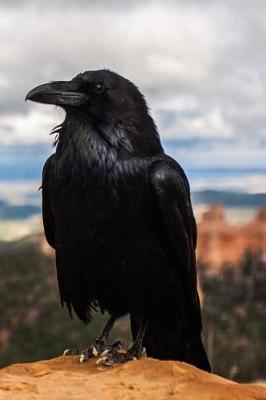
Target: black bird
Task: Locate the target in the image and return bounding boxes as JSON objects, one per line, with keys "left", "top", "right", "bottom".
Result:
{"left": 26, "top": 70, "right": 211, "bottom": 371}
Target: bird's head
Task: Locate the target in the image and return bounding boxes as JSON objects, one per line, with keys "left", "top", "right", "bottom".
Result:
{"left": 26, "top": 69, "right": 162, "bottom": 156}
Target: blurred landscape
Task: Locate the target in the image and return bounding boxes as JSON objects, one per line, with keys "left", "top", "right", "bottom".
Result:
{"left": 0, "top": 0, "right": 266, "bottom": 387}
{"left": 0, "top": 143, "right": 265, "bottom": 384}
{"left": 0, "top": 142, "right": 265, "bottom": 236}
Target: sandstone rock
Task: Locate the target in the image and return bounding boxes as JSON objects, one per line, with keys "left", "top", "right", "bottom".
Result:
{"left": 240, "top": 207, "right": 266, "bottom": 255}
{"left": 197, "top": 204, "right": 266, "bottom": 275}
{"left": 0, "top": 356, "right": 266, "bottom": 400}
{"left": 197, "top": 204, "right": 242, "bottom": 274}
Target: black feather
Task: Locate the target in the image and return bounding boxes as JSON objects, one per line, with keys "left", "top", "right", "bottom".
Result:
{"left": 37, "top": 69, "right": 210, "bottom": 371}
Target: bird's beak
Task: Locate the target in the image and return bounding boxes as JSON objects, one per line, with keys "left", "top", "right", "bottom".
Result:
{"left": 25, "top": 81, "right": 88, "bottom": 107}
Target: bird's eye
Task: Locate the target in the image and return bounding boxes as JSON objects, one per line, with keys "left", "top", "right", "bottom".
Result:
{"left": 93, "top": 82, "right": 105, "bottom": 94}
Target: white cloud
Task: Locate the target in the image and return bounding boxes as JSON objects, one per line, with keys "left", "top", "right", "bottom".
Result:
{"left": 157, "top": 108, "right": 233, "bottom": 139}
{"left": 171, "top": 142, "right": 266, "bottom": 169}
{"left": 0, "top": 0, "right": 265, "bottom": 170}
{"left": 0, "top": 73, "right": 9, "bottom": 88}
{"left": 0, "top": 106, "right": 62, "bottom": 144}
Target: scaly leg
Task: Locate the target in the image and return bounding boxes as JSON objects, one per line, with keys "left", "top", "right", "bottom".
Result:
{"left": 63, "top": 316, "right": 125, "bottom": 363}
{"left": 97, "top": 319, "right": 148, "bottom": 366}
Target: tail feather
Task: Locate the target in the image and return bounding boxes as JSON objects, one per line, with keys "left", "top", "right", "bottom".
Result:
{"left": 130, "top": 316, "right": 211, "bottom": 372}
{"left": 183, "top": 340, "right": 211, "bottom": 372}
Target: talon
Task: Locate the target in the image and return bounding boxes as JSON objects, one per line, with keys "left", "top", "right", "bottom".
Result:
{"left": 92, "top": 346, "right": 98, "bottom": 357}
{"left": 96, "top": 356, "right": 107, "bottom": 366}
{"left": 96, "top": 357, "right": 105, "bottom": 365}
{"left": 141, "top": 347, "right": 147, "bottom": 357}
{"left": 80, "top": 353, "right": 85, "bottom": 363}
{"left": 63, "top": 349, "right": 70, "bottom": 356}
{"left": 100, "top": 349, "right": 110, "bottom": 357}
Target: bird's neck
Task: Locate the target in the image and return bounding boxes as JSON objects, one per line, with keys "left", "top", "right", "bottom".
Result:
{"left": 54, "top": 114, "right": 116, "bottom": 173}
{"left": 53, "top": 112, "right": 163, "bottom": 179}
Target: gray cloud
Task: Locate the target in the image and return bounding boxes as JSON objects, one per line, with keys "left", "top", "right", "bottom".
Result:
{"left": 0, "top": 0, "right": 265, "bottom": 169}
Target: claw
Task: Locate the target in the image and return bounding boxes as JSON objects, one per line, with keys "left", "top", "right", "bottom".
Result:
{"left": 63, "top": 349, "right": 70, "bottom": 356}
{"left": 100, "top": 349, "right": 110, "bottom": 357}
{"left": 80, "top": 353, "right": 85, "bottom": 363}
{"left": 96, "top": 356, "right": 109, "bottom": 366}
{"left": 141, "top": 347, "right": 147, "bottom": 357}
{"left": 92, "top": 346, "right": 98, "bottom": 357}
{"left": 96, "top": 356, "right": 105, "bottom": 365}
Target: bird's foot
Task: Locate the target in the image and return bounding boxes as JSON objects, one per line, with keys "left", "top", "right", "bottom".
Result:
{"left": 96, "top": 346, "right": 146, "bottom": 367}
{"left": 63, "top": 340, "right": 125, "bottom": 363}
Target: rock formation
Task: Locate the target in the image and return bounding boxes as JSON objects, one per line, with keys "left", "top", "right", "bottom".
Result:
{"left": 197, "top": 204, "right": 266, "bottom": 275}
{"left": 1, "top": 356, "right": 266, "bottom": 400}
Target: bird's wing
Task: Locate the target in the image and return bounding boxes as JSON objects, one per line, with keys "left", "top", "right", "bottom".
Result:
{"left": 150, "top": 157, "right": 201, "bottom": 335}
{"left": 41, "top": 155, "right": 55, "bottom": 249}
{"left": 42, "top": 155, "right": 74, "bottom": 315}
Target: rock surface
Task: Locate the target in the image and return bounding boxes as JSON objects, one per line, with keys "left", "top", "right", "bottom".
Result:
{"left": 0, "top": 356, "right": 266, "bottom": 400}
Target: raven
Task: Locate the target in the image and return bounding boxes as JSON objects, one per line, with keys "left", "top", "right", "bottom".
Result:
{"left": 26, "top": 70, "right": 211, "bottom": 371}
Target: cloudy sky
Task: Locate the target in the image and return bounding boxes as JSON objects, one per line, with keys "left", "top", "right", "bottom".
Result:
{"left": 0, "top": 0, "right": 265, "bottom": 191}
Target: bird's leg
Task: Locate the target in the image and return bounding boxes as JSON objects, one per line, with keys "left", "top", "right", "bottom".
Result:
{"left": 63, "top": 316, "right": 125, "bottom": 362}
{"left": 97, "top": 319, "right": 148, "bottom": 366}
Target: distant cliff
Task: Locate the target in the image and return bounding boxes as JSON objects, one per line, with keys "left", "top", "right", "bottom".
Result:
{"left": 197, "top": 204, "right": 266, "bottom": 275}
{"left": 192, "top": 190, "right": 266, "bottom": 208}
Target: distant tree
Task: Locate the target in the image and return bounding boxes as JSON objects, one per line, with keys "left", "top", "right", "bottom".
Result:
{"left": 200, "top": 251, "right": 266, "bottom": 382}
{"left": 0, "top": 236, "right": 130, "bottom": 367}
{"left": 1, "top": 236, "right": 265, "bottom": 382}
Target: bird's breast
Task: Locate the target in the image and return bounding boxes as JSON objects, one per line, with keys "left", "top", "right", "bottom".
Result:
{"left": 50, "top": 156, "right": 154, "bottom": 236}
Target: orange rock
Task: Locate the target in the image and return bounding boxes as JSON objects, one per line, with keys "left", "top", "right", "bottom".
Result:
{"left": 197, "top": 204, "right": 242, "bottom": 275}
{"left": 200, "top": 203, "right": 226, "bottom": 222}
{"left": 0, "top": 356, "right": 265, "bottom": 400}
{"left": 197, "top": 204, "right": 266, "bottom": 276}
{"left": 240, "top": 208, "right": 266, "bottom": 255}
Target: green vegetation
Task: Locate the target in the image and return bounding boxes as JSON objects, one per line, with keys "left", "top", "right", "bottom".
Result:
{"left": 0, "top": 236, "right": 265, "bottom": 382}
{"left": 0, "top": 235, "right": 130, "bottom": 367}
{"left": 200, "top": 252, "right": 266, "bottom": 382}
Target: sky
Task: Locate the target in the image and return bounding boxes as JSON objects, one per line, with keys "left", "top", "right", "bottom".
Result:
{"left": 0, "top": 0, "right": 265, "bottom": 192}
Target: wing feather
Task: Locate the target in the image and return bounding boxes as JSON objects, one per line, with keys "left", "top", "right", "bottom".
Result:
{"left": 150, "top": 158, "right": 202, "bottom": 335}
{"left": 42, "top": 155, "right": 55, "bottom": 249}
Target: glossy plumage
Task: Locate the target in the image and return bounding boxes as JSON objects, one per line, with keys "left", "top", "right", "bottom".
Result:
{"left": 27, "top": 69, "right": 210, "bottom": 371}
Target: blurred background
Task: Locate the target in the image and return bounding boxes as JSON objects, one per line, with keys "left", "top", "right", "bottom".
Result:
{"left": 0, "top": 0, "right": 265, "bottom": 383}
